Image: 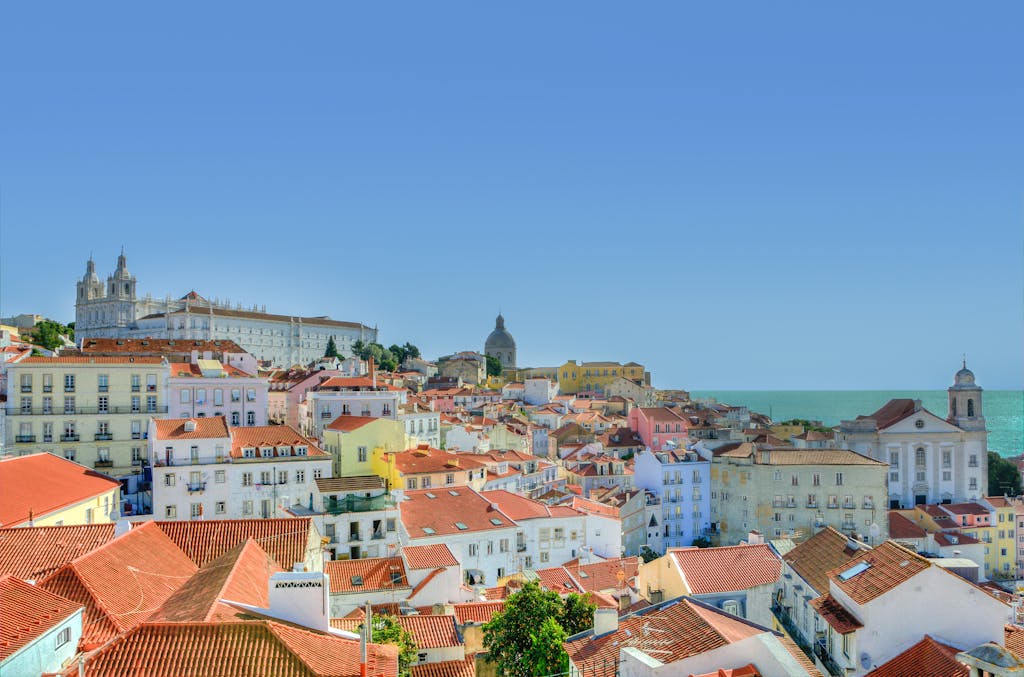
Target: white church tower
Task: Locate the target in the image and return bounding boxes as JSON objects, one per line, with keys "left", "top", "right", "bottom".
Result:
{"left": 948, "top": 360, "right": 985, "bottom": 432}
{"left": 75, "top": 249, "right": 139, "bottom": 339}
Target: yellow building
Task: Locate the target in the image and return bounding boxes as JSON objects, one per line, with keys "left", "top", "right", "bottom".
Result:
{"left": 320, "top": 415, "right": 407, "bottom": 477}
{"left": 533, "top": 360, "right": 647, "bottom": 395}
{"left": 0, "top": 452, "right": 122, "bottom": 527}
{"left": 5, "top": 356, "right": 169, "bottom": 477}
{"left": 984, "top": 496, "right": 1017, "bottom": 580}
{"left": 374, "top": 444, "right": 488, "bottom": 492}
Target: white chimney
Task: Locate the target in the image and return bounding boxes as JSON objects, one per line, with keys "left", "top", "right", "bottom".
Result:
{"left": 114, "top": 519, "right": 132, "bottom": 538}
{"left": 747, "top": 530, "right": 764, "bottom": 545}
{"left": 593, "top": 608, "right": 619, "bottom": 636}
{"left": 266, "top": 571, "right": 330, "bottom": 631}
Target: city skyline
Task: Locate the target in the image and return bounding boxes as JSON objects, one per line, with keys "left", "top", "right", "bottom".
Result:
{"left": 1, "top": 3, "right": 1021, "bottom": 390}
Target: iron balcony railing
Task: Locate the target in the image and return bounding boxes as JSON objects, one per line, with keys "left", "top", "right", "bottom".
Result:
{"left": 94, "top": 460, "right": 113, "bottom": 468}
{"left": 8, "top": 405, "right": 168, "bottom": 416}
{"left": 95, "top": 433, "right": 114, "bottom": 441}
{"left": 61, "top": 434, "right": 80, "bottom": 442}
{"left": 814, "top": 638, "right": 845, "bottom": 677}
{"left": 15, "top": 435, "right": 36, "bottom": 443}
{"left": 187, "top": 482, "right": 207, "bottom": 493}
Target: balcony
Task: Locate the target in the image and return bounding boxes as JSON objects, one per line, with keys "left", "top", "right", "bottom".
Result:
{"left": 95, "top": 433, "right": 114, "bottom": 441}
{"left": 814, "top": 639, "right": 845, "bottom": 677}
{"left": 771, "top": 602, "right": 811, "bottom": 655}
{"left": 786, "top": 500, "right": 797, "bottom": 508}
{"left": 969, "top": 460, "right": 979, "bottom": 468}
{"left": 15, "top": 435, "right": 36, "bottom": 443}
{"left": 187, "top": 482, "right": 207, "bottom": 493}
{"left": 517, "top": 543, "right": 527, "bottom": 552}
{"left": 842, "top": 502, "right": 855, "bottom": 510}
{"left": 61, "top": 434, "right": 80, "bottom": 442}
{"left": 94, "top": 460, "right": 113, "bottom": 468}
{"left": 807, "top": 501, "right": 819, "bottom": 509}
{"left": 842, "top": 521, "right": 857, "bottom": 531}
{"left": 863, "top": 500, "right": 874, "bottom": 509}
{"left": 827, "top": 502, "right": 839, "bottom": 510}
{"left": 98, "top": 385, "right": 109, "bottom": 393}
{"left": 322, "top": 495, "right": 396, "bottom": 515}
{"left": 131, "top": 385, "right": 141, "bottom": 392}
{"left": 8, "top": 405, "right": 168, "bottom": 416}
{"left": 20, "top": 385, "right": 32, "bottom": 393}
{"left": 64, "top": 387, "right": 75, "bottom": 393}
{"left": 42, "top": 385, "right": 52, "bottom": 393}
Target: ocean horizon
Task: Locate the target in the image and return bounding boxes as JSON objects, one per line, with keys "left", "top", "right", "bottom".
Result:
{"left": 691, "top": 390, "right": 1023, "bottom": 457}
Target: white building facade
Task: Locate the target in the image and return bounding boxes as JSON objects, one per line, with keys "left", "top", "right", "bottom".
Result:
{"left": 633, "top": 448, "right": 712, "bottom": 551}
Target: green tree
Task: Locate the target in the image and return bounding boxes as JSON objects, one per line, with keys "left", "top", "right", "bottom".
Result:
{"left": 988, "top": 452, "right": 1023, "bottom": 497}
{"left": 691, "top": 536, "right": 712, "bottom": 548}
{"left": 485, "top": 354, "right": 503, "bottom": 377}
{"left": 361, "top": 614, "right": 418, "bottom": 677}
{"left": 639, "top": 545, "right": 658, "bottom": 563}
{"left": 526, "top": 617, "right": 569, "bottom": 677}
{"left": 560, "top": 592, "right": 596, "bottom": 636}
{"left": 25, "top": 319, "right": 74, "bottom": 351}
{"left": 324, "top": 336, "right": 339, "bottom": 358}
{"left": 483, "top": 581, "right": 564, "bottom": 677}
{"left": 378, "top": 348, "right": 398, "bottom": 372}
{"left": 403, "top": 342, "right": 420, "bottom": 360}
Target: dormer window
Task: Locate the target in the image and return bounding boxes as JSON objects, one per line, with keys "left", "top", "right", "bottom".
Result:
{"left": 243, "top": 447, "right": 255, "bottom": 458}
{"left": 295, "top": 446, "right": 307, "bottom": 456}
{"left": 260, "top": 446, "right": 273, "bottom": 458}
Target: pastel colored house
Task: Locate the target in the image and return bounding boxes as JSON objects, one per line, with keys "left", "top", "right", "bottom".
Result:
{"left": 627, "top": 407, "right": 688, "bottom": 452}
{"left": 0, "top": 452, "right": 122, "bottom": 527}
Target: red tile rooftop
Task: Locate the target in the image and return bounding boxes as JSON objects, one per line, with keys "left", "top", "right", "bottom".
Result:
{"left": 0, "top": 574, "right": 82, "bottom": 661}
{"left": 152, "top": 416, "right": 231, "bottom": 440}
{"left": 0, "top": 453, "right": 121, "bottom": 528}
{"left": 864, "top": 635, "right": 967, "bottom": 677}
{"left": 324, "top": 557, "right": 409, "bottom": 593}
{"left": 826, "top": 541, "right": 930, "bottom": 605}
{"left": 0, "top": 523, "right": 117, "bottom": 581}
{"left": 324, "top": 415, "right": 381, "bottom": 432}
{"left": 402, "top": 544, "right": 459, "bottom": 570}
{"left": 669, "top": 544, "right": 781, "bottom": 594}
{"left": 153, "top": 517, "right": 315, "bottom": 569}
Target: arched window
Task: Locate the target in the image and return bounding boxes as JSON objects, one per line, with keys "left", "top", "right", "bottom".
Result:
{"left": 967, "top": 399, "right": 975, "bottom": 417}
{"left": 915, "top": 447, "right": 926, "bottom": 467}
{"left": 722, "top": 599, "right": 741, "bottom": 616}
{"left": 952, "top": 399, "right": 957, "bottom": 416}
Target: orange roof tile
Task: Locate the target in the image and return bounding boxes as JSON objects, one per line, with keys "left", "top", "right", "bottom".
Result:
{"left": 230, "top": 426, "right": 327, "bottom": 458}
{"left": 453, "top": 601, "right": 505, "bottom": 625}
{"left": 394, "top": 615, "right": 461, "bottom": 649}
{"left": 20, "top": 355, "right": 164, "bottom": 364}
{"left": 1005, "top": 624, "right": 1024, "bottom": 659}
{"left": 400, "top": 489, "right": 517, "bottom": 537}
{"left": 39, "top": 522, "right": 198, "bottom": 647}
{"left": 78, "top": 620, "right": 398, "bottom": 677}
{"left": 479, "top": 490, "right": 582, "bottom": 520}
{"left": 0, "top": 523, "right": 117, "bottom": 581}
{"left": 782, "top": 527, "right": 868, "bottom": 595}
{"left": 865, "top": 635, "right": 967, "bottom": 677}
{"left": 827, "top": 541, "right": 930, "bottom": 605}
{"left": 153, "top": 518, "right": 314, "bottom": 569}
{"left": 0, "top": 575, "right": 82, "bottom": 661}
{"left": 888, "top": 512, "right": 927, "bottom": 539}
{"left": 80, "top": 338, "right": 249, "bottom": 356}
{"left": 168, "top": 361, "right": 254, "bottom": 378}
{"left": 391, "top": 447, "right": 486, "bottom": 475}
{"left": 152, "top": 416, "right": 231, "bottom": 440}
{"left": 809, "top": 594, "right": 863, "bottom": 634}
{"left": 411, "top": 656, "right": 476, "bottom": 677}
{"left": 324, "top": 557, "right": 409, "bottom": 593}
{"left": 0, "top": 453, "right": 121, "bottom": 527}
{"left": 669, "top": 545, "right": 781, "bottom": 594}
{"left": 402, "top": 544, "right": 459, "bottom": 570}
{"left": 325, "top": 415, "right": 382, "bottom": 432}
{"left": 565, "top": 557, "right": 639, "bottom": 593}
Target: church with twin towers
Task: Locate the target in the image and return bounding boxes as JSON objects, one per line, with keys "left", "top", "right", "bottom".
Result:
{"left": 74, "top": 250, "right": 377, "bottom": 367}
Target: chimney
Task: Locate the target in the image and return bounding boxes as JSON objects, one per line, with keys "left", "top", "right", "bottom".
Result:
{"left": 593, "top": 608, "right": 619, "bottom": 636}
{"left": 267, "top": 571, "right": 330, "bottom": 631}
{"left": 747, "top": 530, "right": 764, "bottom": 545}
{"left": 114, "top": 518, "right": 132, "bottom": 538}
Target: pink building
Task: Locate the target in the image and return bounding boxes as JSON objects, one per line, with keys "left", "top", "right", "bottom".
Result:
{"left": 167, "top": 360, "right": 269, "bottom": 426}
{"left": 626, "top": 407, "right": 688, "bottom": 451}
{"left": 938, "top": 502, "right": 992, "bottom": 528}
{"left": 267, "top": 369, "right": 343, "bottom": 429}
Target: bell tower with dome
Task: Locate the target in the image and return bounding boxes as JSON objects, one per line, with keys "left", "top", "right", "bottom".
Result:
{"left": 484, "top": 313, "right": 517, "bottom": 371}
{"left": 948, "top": 360, "right": 985, "bottom": 432}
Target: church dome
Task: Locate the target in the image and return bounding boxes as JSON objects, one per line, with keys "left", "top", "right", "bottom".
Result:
{"left": 951, "top": 361, "right": 978, "bottom": 389}
{"left": 485, "top": 314, "right": 516, "bottom": 350}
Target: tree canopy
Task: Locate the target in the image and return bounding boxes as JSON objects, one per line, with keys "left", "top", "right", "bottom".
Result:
{"left": 988, "top": 452, "right": 1022, "bottom": 497}
{"left": 351, "top": 340, "right": 419, "bottom": 373}
{"left": 482, "top": 581, "right": 595, "bottom": 677}
{"left": 22, "top": 319, "right": 74, "bottom": 351}
{"left": 485, "top": 354, "right": 503, "bottom": 377}
{"left": 324, "top": 336, "right": 340, "bottom": 358}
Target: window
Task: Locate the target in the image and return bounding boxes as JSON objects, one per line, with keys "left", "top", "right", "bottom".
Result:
{"left": 190, "top": 504, "right": 202, "bottom": 518}
{"left": 63, "top": 397, "right": 75, "bottom": 414}
{"left": 165, "top": 474, "right": 176, "bottom": 487}
{"left": 42, "top": 396, "right": 52, "bottom": 414}
{"left": 243, "top": 500, "right": 253, "bottom": 515}
{"left": 915, "top": 447, "right": 926, "bottom": 467}
{"left": 85, "top": 508, "right": 94, "bottom": 524}
{"left": 313, "top": 468, "right": 323, "bottom": 479}
{"left": 468, "top": 543, "right": 478, "bottom": 556}
{"left": 195, "top": 389, "right": 206, "bottom": 405}
{"left": 296, "top": 470, "right": 305, "bottom": 483}
{"left": 215, "top": 501, "right": 226, "bottom": 514}
{"left": 42, "top": 373, "right": 52, "bottom": 392}
{"left": 64, "top": 374, "right": 75, "bottom": 392}
{"left": 791, "top": 475, "right": 799, "bottom": 486}
{"left": 358, "top": 446, "right": 368, "bottom": 463}
{"left": 969, "top": 477, "right": 978, "bottom": 490}
{"left": 231, "top": 389, "right": 241, "bottom": 403}
{"left": 146, "top": 395, "right": 157, "bottom": 413}
{"left": 835, "top": 473, "right": 844, "bottom": 486}
{"left": 20, "top": 397, "right": 32, "bottom": 414}
{"left": 500, "top": 538, "right": 509, "bottom": 552}
{"left": 231, "top": 412, "right": 240, "bottom": 426}
{"left": 446, "top": 473, "right": 455, "bottom": 485}
{"left": 181, "top": 390, "right": 191, "bottom": 404}
{"left": 55, "top": 626, "right": 72, "bottom": 649}
{"left": 524, "top": 556, "right": 533, "bottom": 568}
{"left": 278, "top": 470, "right": 288, "bottom": 485}
{"left": 773, "top": 470, "right": 782, "bottom": 481}
{"left": 942, "top": 450, "right": 952, "bottom": 468}
{"left": 246, "top": 388, "right": 256, "bottom": 402}
{"left": 215, "top": 470, "right": 226, "bottom": 483}
{"left": 969, "top": 454, "right": 978, "bottom": 467}
{"left": 540, "top": 551, "right": 550, "bottom": 563}
{"left": 387, "top": 518, "right": 396, "bottom": 532}
{"left": 131, "top": 374, "right": 141, "bottom": 392}
{"left": 422, "top": 476, "right": 431, "bottom": 488}
{"left": 132, "top": 447, "right": 143, "bottom": 464}
{"left": 214, "top": 389, "right": 223, "bottom": 406}
{"left": 131, "top": 396, "right": 141, "bottom": 413}
{"left": 146, "top": 374, "right": 157, "bottom": 391}
{"left": 916, "top": 471, "right": 926, "bottom": 482}
{"left": 242, "top": 472, "right": 253, "bottom": 487}
{"left": 64, "top": 449, "right": 76, "bottom": 461}
{"left": 813, "top": 473, "right": 821, "bottom": 487}
{"left": 261, "top": 471, "right": 272, "bottom": 485}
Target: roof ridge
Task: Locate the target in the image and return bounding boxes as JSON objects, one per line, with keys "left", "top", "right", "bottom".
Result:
{"left": 205, "top": 539, "right": 267, "bottom": 622}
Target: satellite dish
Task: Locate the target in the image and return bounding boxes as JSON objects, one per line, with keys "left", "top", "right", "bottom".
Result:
{"left": 860, "top": 652, "right": 872, "bottom": 670}
{"left": 869, "top": 523, "right": 881, "bottom": 540}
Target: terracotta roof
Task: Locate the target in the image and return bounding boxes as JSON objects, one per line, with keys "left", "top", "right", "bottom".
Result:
{"left": 636, "top": 407, "right": 687, "bottom": 423}
{"left": 154, "top": 518, "right": 314, "bottom": 569}
{"left": 148, "top": 540, "right": 282, "bottom": 622}
{"left": 78, "top": 620, "right": 398, "bottom": 676}
{"left": 315, "top": 476, "right": 386, "bottom": 493}
{"left": 827, "top": 541, "right": 930, "bottom": 605}
{"left": 79, "top": 338, "right": 249, "bottom": 356}
{"left": 1005, "top": 624, "right": 1024, "bottom": 659}
{"left": 39, "top": 522, "right": 198, "bottom": 647}
{"left": 0, "top": 575, "right": 82, "bottom": 661}
{"left": 152, "top": 417, "right": 231, "bottom": 440}
{"left": 985, "top": 496, "right": 1012, "bottom": 508}
{"left": 888, "top": 512, "right": 927, "bottom": 539}
{"left": 324, "top": 557, "right": 409, "bottom": 593}
{"left": 325, "top": 415, "right": 382, "bottom": 432}
{"left": 168, "top": 361, "right": 253, "bottom": 378}
{"left": 452, "top": 601, "right": 505, "bottom": 625}
{"left": 669, "top": 544, "right": 781, "bottom": 594}
{"left": 402, "top": 544, "right": 459, "bottom": 570}
{"left": 565, "top": 598, "right": 765, "bottom": 673}
{"left": 143, "top": 305, "right": 374, "bottom": 331}
{"left": 394, "top": 615, "right": 461, "bottom": 649}
{"left": 0, "top": 523, "right": 117, "bottom": 580}
{"left": 478, "top": 490, "right": 581, "bottom": 520}
{"left": 564, "top": 557, "right": 639, "bottom": 593}
{"left": 941, "top": 502, "right": 990, "bottom": 516}
{"left": 865, "top": 635, "right": 967, "bottom": 677}
{"left": 860, "top": 399, "right": 919, "bottom": 430}
{"left": 391, "top": 447, "right": 486, "bottom": 475}
{"left": 782, "top": 527, "right": 868, "bottom": 595}
{"left": 19, "top": 355, "right": 164, "bottom": 364}
{"left": 809, "top": 594, "right": 863, "bottom": 634}
{"left": 318, "top": 377, "right": 404, "bottom": 391}
{"left": 718, "top": 445, "right": 886, "bottom": 466}
{"left": 400, "top": 489, "right": 517, "bottom": 538}
{"left": 0, "top": 453, "right": 121, "bottom": 527}
{"left": 411, "top": 656, "right": 476, "bottom": 677}
{"left": 933, "top": 531, "right": 981, "bottom": 546}
{"left": 230, "top": 426, "right": 327, "bottom": 458}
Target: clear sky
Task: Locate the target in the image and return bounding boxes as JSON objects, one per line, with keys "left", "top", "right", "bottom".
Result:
{"left": 1, "top": 2, "right": 1021, "bottom": 390}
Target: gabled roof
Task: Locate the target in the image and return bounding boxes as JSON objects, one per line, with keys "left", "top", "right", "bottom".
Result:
{"left": 324, "top": 415, "right": 383, "bottom": 432}
{"left": 391, "top": 447, "right": 486, "bottom": 475}
{"left": 782, "top": 527, "right": 868, "bottom": 595}
{"left": 669, "top": 544, "right": 781, "bottom": 594}
{"left": 826, "top": 541, "right": 930, "bottom": 605}
{"left": 888, "top": 512, "right": 927, "bottom": 539}
{"left": 154, "top": 518, "right": 314, "bottom": 569}
{"left": 402, "top": 544, "right": 459, "bottom": 570}
{"left": 230, "top": 426, "right": 328, "bottom": 458}
{"left": 0, "top": 453, "right": 121, "bottom": 527}
{"left": 860, "top": 399, "right": 920, "bottom": 430}
{"left": 148, "top": 540, "right": 282, "bottom": 622}
{"left": 1005, "top": 624, "right": 1024, "bottom": 658}
{"left": 330, "top": 614, "right": 461, "bottom": 649}
{"left": 79, "top": 337, "right": 248, "bottom": 356}
{"left": 168, "top": 361, "right": 253, "bottom": 378}
{"left": 478, "top": 489, "right": 581, "bottom": 520}
{"left": 77, "top": 620, "right": 399, "bottom": 677}
{"left": 39, "top": 522, "right": 198, "bottom": 647}
{"left": 940, "top": 502, "right": 990, "bottom": 516}
{"left": 20, "top": 355, "right": 164, "bottom": 365}
{"left": 0, "top": 575, "right": 82, "bottom": 661}
{"left": 865, "top": 635, "right": 967, "bottom": 677}
{"left": 411, "top": 656, "right": 476, "bottom": 677}
{"left": 452, "top": 601, "right": 505, "bottom": 625}
{"left": 315, "top": 476, "right": 386, "bottom": 493}
{"left": 564, "top": 557, "right": 639, "bottom": 593}
{"left": 324, "top": 557, "right": 409, "bottom": 593}
{"left": 0, "top": 523, "right": 117, "bottom": 581}
{"left": 152, "top": 417, "right": 231, "bottom": 441}
{"left": 400, "top": 489, "right": 517, "bottom": 538}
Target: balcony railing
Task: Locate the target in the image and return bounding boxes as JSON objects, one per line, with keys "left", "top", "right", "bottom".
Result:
{"left": 8, "top": 405, "right": 168, "bottom": 416}
{"left": 517, "top": 543, "right": 527, "bottom": 552}
{"left": 94, "top": 460, "right": 113, "bottom": 468}
{"left": 20, "top": 385, "right": 32, "bottom": 393}
{"left": 843, "top": 502, "right": 855, "bottom": 510}
{"left": 773, "top": 499, "right": 785, "bottom": 508}
{"left": 15, "top": 435, "right": 36, "bottom": 443}
{"left": 814, "top": 639, "right": 845, "bottom": 677}
{"left": 322, "top": 495, "right": 396, "bottom": 515}
{"left": 786, "top": 500, "right": 797, "bottom": 508}
{"left": 807, "top": 501, "right": 819, "bottom": 509}
{"left": 771, "top": 602, "right": 811, "bottom": 656}
{"left": 95, "top": 433, "right": 113, "bottom": 441}
{"left": 43, "top": 385, "right": 52, "bottom": 393}
{"left": 863, "top": 500, "right": 874, "bottom": 509}
{"left": 187, "top": 482, "right": 207, "bottom": 493}
{"left": 61, "top": 434, "right": 80, "bottom": 442}
{"left": 827, "top": 503, "right": 839, "bottom": 509}
{"left": 842, "top": 521, "right": 857, "bottom": 531}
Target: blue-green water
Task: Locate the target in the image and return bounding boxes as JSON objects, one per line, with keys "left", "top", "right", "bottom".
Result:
{"left": 691, "top": 390, "right": 1023, "bottom": 457}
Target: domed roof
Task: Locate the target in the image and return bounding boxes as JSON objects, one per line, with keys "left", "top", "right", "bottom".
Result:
{"left": 485, "top": 314, "right": 516, "bottom": 350}
{"left": 951, "top": 360, "right": 979, "bottom": 389}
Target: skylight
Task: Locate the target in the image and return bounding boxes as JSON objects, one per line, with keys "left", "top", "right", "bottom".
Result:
{"left": 448, "top": 490, "right": 460, "bottom": 496}
{"left": 351, "top": 575, "right": 364, "bottom": 586}
{"left": 490, "top": 518, "right": 503, "bottom": 526}
{"left": 455, "top": 522, "right": 468, "bottom": 530}
{"left": 837, "top": 562, "right": 871, "bottom": 581}
{"left": 425, "top": 492, "right": 436, "bottom": 499}
{"left": 423, "top": 527, "right": 436, "bottom": 535}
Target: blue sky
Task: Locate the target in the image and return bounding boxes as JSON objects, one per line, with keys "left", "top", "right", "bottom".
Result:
{"left": 1, "top": 2, "right": 1021, "bottom": 390}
